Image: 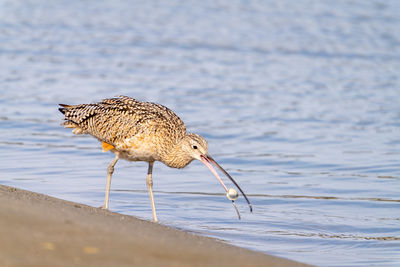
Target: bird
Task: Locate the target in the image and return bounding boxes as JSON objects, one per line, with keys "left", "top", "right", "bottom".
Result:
{"left": 59, "top": 96, "right": 252, "bottom": 222}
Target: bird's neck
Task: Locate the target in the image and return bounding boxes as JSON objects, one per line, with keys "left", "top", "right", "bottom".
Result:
{"left": 163, "top": 138, "right": 194, "bottom": 169}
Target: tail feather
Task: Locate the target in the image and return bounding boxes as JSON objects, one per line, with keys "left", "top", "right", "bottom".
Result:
{"left": 59, "top": 104, "right": 71, "bottom": 108}
{"left": 59, "top": 104, "right": 98, "bottom": 123}
{"left": 58, "top": 104, "right": 72, "bottom": 115}
{"left": 59, "top": 103, "right": 90, "bottom": 135}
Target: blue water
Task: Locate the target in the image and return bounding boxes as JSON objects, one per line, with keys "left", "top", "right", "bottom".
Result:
{"left": 1, "top": 1, "right": 400, "bottom": 266}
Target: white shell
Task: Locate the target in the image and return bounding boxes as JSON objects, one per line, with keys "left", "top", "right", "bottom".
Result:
{"left": 226, "top": 188, "right": 239, "bottom": 201}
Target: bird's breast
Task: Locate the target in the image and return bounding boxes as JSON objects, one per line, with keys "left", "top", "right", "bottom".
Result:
{"left": 113, "top": 134, "right": 160, "bottom": 162}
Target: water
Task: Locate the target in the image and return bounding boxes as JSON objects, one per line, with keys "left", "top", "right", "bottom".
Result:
{"left": 1, "top": 0, "right": 400, "bottom": 266}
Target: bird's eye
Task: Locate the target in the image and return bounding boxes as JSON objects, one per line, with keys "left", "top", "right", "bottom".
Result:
{"left": 192, "top": 145, "right": 198, "bottom": 149}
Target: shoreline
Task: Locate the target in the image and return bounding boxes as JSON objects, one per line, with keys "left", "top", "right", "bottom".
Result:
{"left": 0, "top": 184, "right": 312, "bottom": 266}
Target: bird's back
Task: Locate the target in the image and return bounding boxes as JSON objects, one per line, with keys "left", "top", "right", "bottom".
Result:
{"left": 59, "top": 96, "right": 187, "bottom": 161}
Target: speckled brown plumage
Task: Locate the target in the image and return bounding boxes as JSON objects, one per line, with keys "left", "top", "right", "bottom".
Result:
{"left": 59, "top": 96, "right": 206, "bottom": 168}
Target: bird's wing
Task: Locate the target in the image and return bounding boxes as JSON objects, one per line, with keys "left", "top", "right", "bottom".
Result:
{"left": 59, "top": 96, "right": 187, "bottom": 148}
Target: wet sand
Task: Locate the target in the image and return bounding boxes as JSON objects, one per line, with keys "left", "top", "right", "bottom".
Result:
{"left": 0, "top": 185, "right": 312, "bottom": 267}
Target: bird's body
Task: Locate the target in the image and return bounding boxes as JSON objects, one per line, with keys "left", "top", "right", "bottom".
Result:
{"left": 60, "top": 96, "right": 196, "bottom": 167}
{"left": 59, "top": 96, "right": 252, "bottom": 222}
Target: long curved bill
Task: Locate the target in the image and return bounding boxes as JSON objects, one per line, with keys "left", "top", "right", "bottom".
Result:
{"left": 200, "top": 154, "right": 253, "bottom": 219}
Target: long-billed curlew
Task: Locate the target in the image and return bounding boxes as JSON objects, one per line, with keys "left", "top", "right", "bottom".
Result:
{"left": 59, "top": 96, "right": 252, "bottom": 222}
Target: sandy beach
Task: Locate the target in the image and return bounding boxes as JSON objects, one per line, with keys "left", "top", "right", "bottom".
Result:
{"left": 0, "top": 185, "right": 312, "bottom": 267}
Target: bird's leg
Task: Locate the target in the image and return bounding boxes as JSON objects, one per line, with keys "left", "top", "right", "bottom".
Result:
{"left": 146, "top": 161, "right": 158, "bottom": 222}
{"left": 102, "top": 155, "right": 119, "bottom": 209}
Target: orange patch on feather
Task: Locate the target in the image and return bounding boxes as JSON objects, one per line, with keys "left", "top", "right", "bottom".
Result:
{"left": 101, "top": 142, "right": 115, "bottom": 152}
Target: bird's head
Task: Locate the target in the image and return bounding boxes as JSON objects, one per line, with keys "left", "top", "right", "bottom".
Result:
{"left": 182, "top": 133, "right": 209, "bottom": 161}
